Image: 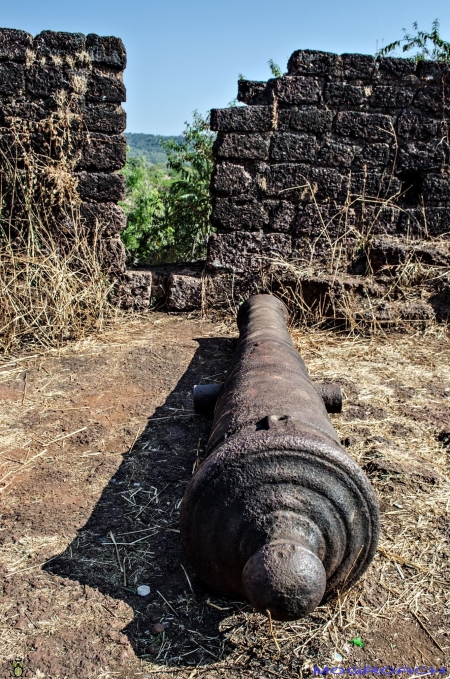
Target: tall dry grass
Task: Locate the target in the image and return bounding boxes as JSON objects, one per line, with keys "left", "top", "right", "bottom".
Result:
{"left": 0, "top": 90, "right": 118, "bottom": 354}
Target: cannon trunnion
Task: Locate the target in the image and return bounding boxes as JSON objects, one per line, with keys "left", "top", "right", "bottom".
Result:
{"left": 180, "top": 294, "right": 380, "bottom": 621}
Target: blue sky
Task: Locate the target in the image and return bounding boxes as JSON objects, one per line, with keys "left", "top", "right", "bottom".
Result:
{"left": 1, "top": 0, "right": 449, "bottom": 134}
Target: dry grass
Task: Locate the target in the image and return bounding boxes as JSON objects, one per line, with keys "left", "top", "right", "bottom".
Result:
{"left": 0, "top": 90, "right": 119, "bottom": 355}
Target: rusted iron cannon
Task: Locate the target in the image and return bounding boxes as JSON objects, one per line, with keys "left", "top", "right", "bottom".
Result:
{"left": 180, "top": 294, "right": 380, "bottom": 621}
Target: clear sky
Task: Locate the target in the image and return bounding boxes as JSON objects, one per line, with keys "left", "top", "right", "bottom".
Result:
{"left": 1, "top": 0, "right": 449, "bottom": 135}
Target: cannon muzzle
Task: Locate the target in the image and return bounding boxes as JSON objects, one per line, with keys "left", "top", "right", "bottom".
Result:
{"left": 180, "top": 294, "right": 380, "bottom": 620}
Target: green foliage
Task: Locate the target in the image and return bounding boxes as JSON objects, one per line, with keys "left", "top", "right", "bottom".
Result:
{"left": 377, "top": 19, "right": 450, "bottom": 61}
{"left": 124, "top": 133, "right": 183, "bottom": 165}
{"left": 120, "top": 112, "right": 215, "bottom": 265}
{"left": 268, "top": 59, "right": 282, "bottom": 77}
{"left": 162, "top": 111, "right": 216, "bottom": 260}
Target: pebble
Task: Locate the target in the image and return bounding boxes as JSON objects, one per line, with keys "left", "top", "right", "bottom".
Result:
{"left": 151, "top": 623, "right": 165, "bottom": 635}
{"left": 333, "top": 652, "right": 343, "bottom": 662}
{"left": 137, "top": 585, "right": 151, "bottom": 596}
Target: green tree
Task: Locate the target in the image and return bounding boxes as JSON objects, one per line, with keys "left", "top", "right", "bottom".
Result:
{"left": 161, "top": 110, "right": 216, "bottom": 260}
{"left": 378, "top": 19, "right": 450, "bottom": 61}
{"left": 120, "top": 111, "right": 216, "bottom": 264}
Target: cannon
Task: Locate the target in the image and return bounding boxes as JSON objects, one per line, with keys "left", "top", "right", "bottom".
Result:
{"left": 180, "top": 294, "right": 380, "bottom": 620}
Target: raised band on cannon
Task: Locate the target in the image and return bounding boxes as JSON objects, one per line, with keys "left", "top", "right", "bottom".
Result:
{"left": 181, "top": 294, "right": 380, "bottom": 621}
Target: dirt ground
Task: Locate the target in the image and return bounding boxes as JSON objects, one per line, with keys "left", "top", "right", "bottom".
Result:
{"left": 0, "top": 312, "right": 449, "bottom": 679}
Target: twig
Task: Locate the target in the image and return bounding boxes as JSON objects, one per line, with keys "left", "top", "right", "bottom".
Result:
{"left": 157, "top": 590, "right": 179, "bottom": 618}
{"left": 180, "top": 563, "right": 194, "bottom": 595}
{"left": 21, "top": 372, "right": 27, "bottom": 405}
{"left": 45, "top": 426, "right": 87, "bottom": 446}
{"left": 411, "top": 610, "right": 445, "bottom": 654}
{"left": 109, "top": 531, "right": 123, "bottom": 573}
{"left": 266, "top": 609, "right": 281, "bottom": 658}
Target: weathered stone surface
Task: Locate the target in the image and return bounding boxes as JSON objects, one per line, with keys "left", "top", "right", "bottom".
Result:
{"left": 211, "top": 198, "right": 269, "bottom": 231}
{"left": 0, "top": 28, "right": 33, "bottom": 61}
{"left": 334, "top": 111, "right": 393, "bottom": 142}
{"left": 396, "top": 111, "right": 443, "bottom": 141}
{"left": 416, "top": 60, "right": 450, "bottom": 81}
{"left": 212, "top": 162, "right": 254, "bottom": 195}
{"left": 167, "top": 273, "right": 203, "bottom": 311}
{"left": 86, "top": 67, "right": 126, "bottom": 103}
{"left": 119, "top": 270, "right": 153, "bottom": 310}
{"left": 207, "top": 232, "right": 292, "bottom": 273}
{"left": 376, "top": 57, "right": 416, "bottom": 80}
{"left": 210, "top": 106, "right": 272, "bottom": 132}
{"left": 414, "top": 84, "right": 450, "bottom": 113}
{"left": 349, "top": 172, "right": 401, "bottom": 199}
{"left": 290, "top": 109, "right": 333, "bottom": 135}
{"left": 369, "top": 86, "right": 415, "bottom": 108}
{"left": 237, "top": 80, "right": 271, "bottom": 105}
{"left": 98, "top": 236, "right": 126, "bottom": 275}
{"left": 274, "top": 76, "right": 321, "bottom": 104}
{"left": 76, "top": 172, "right": 126, "bottom": 202}
{"left": 79, "top": 133, "right": 126, "bottom": 171}
{"left": 398, "top": 142, "right": 446, "bottom": 172}
{"left": 287, "top": 49, "right": 342, "bottom": 77}
{"left": 81, "top": 103, "right": 126, "bottom": 134}
{"left": 86, "top": 34, "right": 126, "bottom": 69}
{"left": 80, "top": 201, "right": 126, "bottom": 236}
{"left": 26, "top": 63, "right": 70, "bottom": 97}
{"left": 0, "top": 62, "right": 24, "bottom": 94}
{"left": 266, "top": 163, "right": 347, "bottom": 201}
{"left": 270, "top": 132, "right": 316, "bottom": 163}
{"left": 214, "top": 133, "right": 270, "bottom": 160}
{"left": 354, "top": 143, "right": 391, "bottom": 168}
{"left": 268, "top": 201, "right": 297, "bottom": 232}
{"left": 325, "top": 83, "right": 369, "bottom": 107}
{"left": 341, "top": 53, "right": 376, "bottom": 80}
{"left": 316, "top": 139, "right": 356, "bottom": 167}
{"left": 422, "top": 174, "right": 450, "bottom": 202}
{"left": 399, "top": 207, "right": 450, "bottom": 236}
{"left": 34, "top": 30, "right": 86, "bottom": 56}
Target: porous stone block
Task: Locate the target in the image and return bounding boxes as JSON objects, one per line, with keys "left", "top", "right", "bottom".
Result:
{"left": 287, "top": 49, "right": 342, "bottom": 77}
{"left": 212, "top": 162, "right": 254, "bottom": 195}
{"left": 270, "top": 132, "right": 316, "bottom": 163}
{"left": 398, "top": 142, "right": 446, "bottom": 172}
{"left": 76, "top": 172, "right": 126, "bottom": 202}
{"left": 325, "top": 83, "right": 369, "bottom": 107}
{"left": 80, "top": 201, "right": 126, "bottom": 236}
{"left": 26, "top": 63, "right": 70, "bottom": 97}
{"left": 210, "top": 106, "right": 272, "bottom": 132}
{"left": 316, "top": 139, "right": 356, "bottom": 168}
{"left": 79, "top": 133, "right": 127, "bottom": 171}
{"left": 369, "top": 85, "right": 415, "bottom": 109}
{"left": 396, "top": 111, "right": 443, "bottom": 141}
{"left": 214, "top": 133, "right": 270, "bottom": 160}
{"left": 376, "top": 57, "right": 416, "bottom": 80}
{"left": 0, "top": 28, "right": 33, "bottom": 61}
{"left": 349, "top": 172, "right": 401, "bottom": 200}
{"left": 0, "top": 62, "right": 24, "bottom": 94}
{"left": 167, "top": 272, "right": 203, "bottom": 311}
{"left": 266, "top": 163, "right": 347, "bottom": 201}
{"left": 290, "top": 109, "right": 333, "bottom": 135}
{"left": 422, "top": 174, "right": 450, "bottom": 202}
{"left": 98, "top": 236, "right": 126, "bottom": 275}
{"left": 274, "top": 76, "right": 321, "bottom": 105}
{"left": 33, "top": 30, "right": 86, "bottom": 56}
{"left": 86, "top": 34, "right": 126, "bottom": 69}
{"left": 207, "top": 232, "right": 292, "bottom": 273}
{"left": 237, "top": 80, "right": 271, "bottom": 105}
{"left": 341, "top": 53, "right": 376, "bottom": 80}
{"left": 211, "top": 198, "right": 269, "bottom": 231}
{"left": 414, "top": 84, "right": 450, "bottom": 113}
{"left": 354, "top": 143, "right": 391, "bottom": 168}
{"left": 86, "top": 67, "right": 126, "bottom": 103}
{"left": 82, "top": 104, "right": 126, "bottom": 133}
{"left": 334, "top": 111, "right": 393, "bottom": 142}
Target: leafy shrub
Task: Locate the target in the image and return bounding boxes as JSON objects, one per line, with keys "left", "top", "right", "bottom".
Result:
{"left": 378, "top": 19, "right": 450, "bottom": 61}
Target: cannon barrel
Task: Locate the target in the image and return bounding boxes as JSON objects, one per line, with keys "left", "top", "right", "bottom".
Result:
{"left": 180, "top": 294, "right": 380, "bottom": 620}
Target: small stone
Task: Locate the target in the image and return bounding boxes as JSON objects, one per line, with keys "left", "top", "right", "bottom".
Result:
{"left": 147, "top": 646, "right": 157, "bottom": 655}
{"left": 137, "top": 585, "right": 151, "bottom": 596}
{"left": 151, "top": 623, "right": 165, "bottom": 635}
{"left": 14, "top": 618, "right": 28, "bottom": 630}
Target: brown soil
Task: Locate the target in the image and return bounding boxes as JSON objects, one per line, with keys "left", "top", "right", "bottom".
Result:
{"left": 0, "top": 314, "right": 449, "bottom": 679}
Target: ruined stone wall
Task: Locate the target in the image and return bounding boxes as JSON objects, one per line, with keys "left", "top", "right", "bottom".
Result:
{"left": 208, "top": 50, "right": 450, "bottom": 325}
{"left": 0, "top": 28, "right": 127, "bottom": 275}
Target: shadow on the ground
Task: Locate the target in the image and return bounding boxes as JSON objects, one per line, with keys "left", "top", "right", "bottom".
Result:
{"left": 45, "top": 336, "right": 250, "bottom": 667}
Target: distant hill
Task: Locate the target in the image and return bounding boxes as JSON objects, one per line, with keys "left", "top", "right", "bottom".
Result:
{"left": 125, "top": 133, "right": 184, "bottom": 165}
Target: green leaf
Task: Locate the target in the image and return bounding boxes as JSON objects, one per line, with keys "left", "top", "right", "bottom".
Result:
{"left": 350, "top": 637, "right": 365, "bottom": 648}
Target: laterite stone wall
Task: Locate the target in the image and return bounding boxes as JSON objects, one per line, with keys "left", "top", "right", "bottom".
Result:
{"left": 207, "top": 50, "right": 450, "bottom": 325}
{"left": 0, "top": 28, "right": 127, "bottom": 275}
